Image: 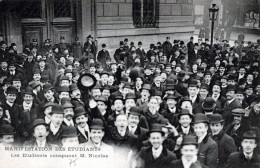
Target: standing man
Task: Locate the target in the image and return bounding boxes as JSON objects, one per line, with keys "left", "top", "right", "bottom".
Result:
{"left": 97, "top": 44, "right": 111, "bottom": 66}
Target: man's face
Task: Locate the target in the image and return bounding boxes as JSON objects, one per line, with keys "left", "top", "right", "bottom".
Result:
{"left": 149, "top": 98, "right": 159, "bottom": 112}
{"left": 71, "top": 89, "right": 81, "bottom": 99}
{"left": 245, "top": 88, "right": 253, "bottom": 96}
{"left": 39, "top": 61, "right": 45, "bottom": 67}
{"left": 204, "top": 75, "right": 211, "bottom": 83}
{"left": 188, "top": 87, "right": 198, "bottom": 97}
{"left": 175, "top": 67, "right": 182, "bottom": 73}
{"left": 210, "top": 123, "right": 223, "bottom": 135}
{"left": 234, "top": 115, "right": 242, "bottom": 125}
{"left": 101, "top": 74, "right": 108, "bottom": 84}
{"left": 166, "top": 67, "right": 172, "bottom": 73}
{"left": 239, "top": 68, "right": 246, "bottom": 75}
{"left": 114, "top": 115, "right": 128, "bottom": 131}
{"left": 256, "top": 85, "right": 260, "bottom": 93}
{"left": 181, "top": 101, "right": 192, "bottom": 112}
{"left": 136, "top": 78, "right": 143, "bottom": 87}
{"left": 33, "top": 125, "right": 49, "bottom": 141}
{"left": 114, "top": 100, "right": 124, "bottom": 111}
{"left": 241, "top": 139, "right": 257, "bottom": 154}
{"left": 51, "top": 114, "right": 64, "bottom": 127}
{"left": 62, "top": 137, "right": 79, "bottom": 147}
{"left": 44, "top": 106, "right": 52, "bottom": 118}
{"left": 64, "top": 108, "right": 74, "bottom": 121}
{"left": 102, "top": 89, "right": 110, "bottom": 98}
{"left": 179, "top": 115, "right": 192, "bottom": 128}
{"left": 24, "top": 94, "right": 33, "bottom": 104}
{"left": 97, "top": 101, "right": 107, "bottom": 112}
{"left": 181, "top": 145, "right": 198, "bottom": 162}
{"left": 125, "top": 99, "right": 136, "bottom": 111}
{"left": 1, "top": 62, "right": 8, "bottom": 69}
{"left": 33, "top": 73, "right": 41, "bottom": 81}
{"left": 161, "top": 73, "right": 167, "bottom": 83}
{"left": 111, "top": 64, "right": 117, "bottom": 71}
{"left": 247, "top": 75, "right": 254, "bottom": 83}
{"left": 149, "top": 132, "right": 163, "bottom": 149}
{"left": 154, "top": 76, "right": 161, "bottom": 85}
{"left": 228, "top": 80, "right": 236, "bottom": 85}
{"left": 194, "top": 123, "right": 208, "bottom": 138}
{"left": 0, "top": 135, "right": 14, "bottom": 147}
{"left": 226, "top": 91, "right": 235, "bottom": 100}
{"left": 9, "top": 66, "right": 16, "bottom": 71}
{"left": 219, "top": 67, "right": 225, "bottom": 73}
{"left": 128, "top": 114, "right": 140, "bottom": 127}
{"left": 108, "top": 76, "right": 115, "bottom": 85}
{"left": 235, "top": 93, "right": 244, "bottom": 103}
{"left": 212, "top": 85, "right": 221, "bottom": 93}
{"left": 90, "top": 129, "right": 104, "bottom": 144}
{"left": 6, "top": 94, "right": 16, "bottom": 103}
{"left": 75, "top": 115, "right": 88, "bottom": 128}
{"left": 199, "top": 89, "right": 208, "bottom": 99}
{"left": 13, "top": 81, "right": 21, "bottom": 90}
{"left": 166, "top": 99, "right": 176, "bottom": 108}
{"left": 91, "top": 89, "right": 101, "bottom": 98}
{"left": 44, "top": 90, "right": 54, "bottom": 101}
{"left": 59, "top": 92, "right": 70, "bottom": 100}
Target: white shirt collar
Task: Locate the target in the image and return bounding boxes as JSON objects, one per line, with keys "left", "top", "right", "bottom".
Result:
{"left": 128, "top": 125, "right": 137, "bottom": 134}
{"left": 45, "top": 116, "right": 51, "bottom": 124}
{"left": 36, "top": 139, "right": 46, "bottom": 147}
{"left": 63, "top": 118, "right": 74, "bottom": 126}
{"left": 117, "top": 129, "right": 127, "bottom": 137}
{"left": 190, "top": 95, "right": 197, "bottom": 104}
{"left": 181, "top": 155, "right": 198, "bottom": 168}
{"left": 181, "top": 126, "right": 190, "bottom": 134}
{"left": 152, "top": 145, "right": 163, "bottom": 158}
{"left": 78, "top": 125, "right": 89, "bottom": 139}
{"left": 198, "top": 132, "right": 207, "bottom": 143}
{"left": 6, "top": 101, "right": 14, "bottom": 107}
{"left": 169, "top": 107, "right": 176, "bottom": 113}
{"left": 243, "top": 152, "right": 253, "bottom": 159}
{"left": 23, "top": 101, "right": 33, "bottom": 110}
{"left": 50, "top": 123, "right": 60, "bottom": 135}
{"left": 228, "top": 98, "right": 235, "bottom": 104}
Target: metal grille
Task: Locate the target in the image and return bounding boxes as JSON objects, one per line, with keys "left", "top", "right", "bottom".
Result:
{"left": 54, "top": 0, "right": 71, "bottom": 18}
{"left": 20, "top": 0, "right": 41, "bottom": 18}
{"left": 133, "top": 0, "right": 157, "bottom": 28}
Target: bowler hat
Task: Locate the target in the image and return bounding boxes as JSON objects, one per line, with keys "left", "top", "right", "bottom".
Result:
{"left": 58, "top": 86, "right": 70, "bottom": 93}
{"left": 23, "top": 87, "right": 34, "bottom": 95}
{"left": 90, "top": 119, "right": 104, "bottom": 130}
{"left": 178, "top": 109, "right": 193, "bottom": 119}
{"left": 129, "top": 106, "right": 142, "bottom": 116}
{"left": 95, "top": 96, "right": 108, "bottom": 104}
{"left": 232, "top": 108, "right": 245, "bottom": 116}
{"left": 153, "top": 90, "right": 163, "bottom": 97}
{"left": 62, "top": 126, "right": 78, "bottom": 138}
{"left": 165, "top": 85, "right": 175, "bottom": 91}
{"left": 69, "top": 84, "right": 79, "bottom": 92}
{"left": 242, "top": 130, "right": 257, "bottom": 140}
{"left": 33, "top": 119, "right": 47, "bottom": 128}
{"left": 147, "top": 124, "right": 165, "bottom": 137}
{"left": 50, "top": 104, "right": 64, "bottom": 115}
{"left": 0, "top": 124, "right": 15, "bottom": 135}
{"left": 226, "top": 84, "right": 236, "bottom": 92}
{"left": 166, "top": 94, "right": 178, "bottom": 100}
{"left": 138, "top": 41, "right": 142, "bottom": 45}
{"left": 102, "top": 44, "right": 106, "bottom": 48}
{"left": 125, "top": 93, "right": 136, "bottom": 100}
{"left": 43, "top": 83, "right": 53, "bottom": 92}
{"left": 6, "top": 86, "right": 17, "bottom": 94}
{"left": 202, "top": 97, "right": 216, "bottom": 111}
{"left": 87, "top": 35, "right": 93, "bottom": 39}
{"left": 42, "top": 102, "right": 56, "bottom": 108}
{"left": 73, "top": 106, "right": 87, "bottom": 118}
{"left": 200, "top": 83, "right": 209, "bottom": 90}
{"left": 3, "top": 78, "right": 11, "bottom": 85}
{"left": 120, "top": 41, "right": 124, "bottom": 45}
{"left": 142, "top": 84, "right": 151, "bottom": 91}
{"left": 193, "top": 113, "right": 209, "bottom": 124}
{"left": 188, "top": 79, "right": 198, "bottom": 88}
{"left": 181, "top": 135, "right": 198, "bottom": 146}
{"left": 208, "top": 114, "right": 224, "bottom": 124}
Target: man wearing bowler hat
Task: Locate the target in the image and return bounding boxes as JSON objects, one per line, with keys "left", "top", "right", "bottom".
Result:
{"left": 41, "top": 83, "right": 59, "bottom": 105}
{"left": 226, "top": 130, "right": 260, "bottom": 168}
{"left": 202, "top": 97, "right": 217, "bottom": 116}
{"left": 176, "top": 109, "right": 194, "bottom": 136}
{"left": 136, "top": 84, "right": 151, "bottom": 111}
{"left": 137, "top": 123, "right": 177, "bottom": 168}
{"left": 171, "top": 135, "right": 206, "bottom": 168}
{"left": 73, "top": 106, "right": 89, "bottom": 144}
{"left": 209, "top": 114, "right": 237, "bottom": 167}
{"left": 161, "top": 94, "right": 179, "bottom": 127}
{"left": 136, "top": 41, "right": 146, "bottom": 66}
{"left": 61, "top": 98, "right": 74, "bottom": 127}
{"left": 188, "top": 80, "right": 204, "bottom": 114}
{"left": 97, "top": 43, "right": 111, "bottom": 66}
{"left": 58, "top": 36, "right": 70, "bottom": 54}
{"left": 0, "top": 124, "right": 15, "bottom": 148}
{"left": 61, "top": 126, "right": 79, "bottom": 147}
{"left": 24, "top": 119, "right": 53, "bottom": 147}
{"left": 114, "top": 41, "right": 126, "bottom": 63}
{"left": 193, "top": 113, "right": 218, "bottom": 168}
{"left": 83, "top": 35, "right": 97, "bottom": 58}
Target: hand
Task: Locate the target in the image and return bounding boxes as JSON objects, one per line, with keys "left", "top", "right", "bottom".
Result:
{"left": 166, "top": 122, "right": 178, "bottom": 136}
{"left": 89, "top": 99, "right": 97, "bottom": 109}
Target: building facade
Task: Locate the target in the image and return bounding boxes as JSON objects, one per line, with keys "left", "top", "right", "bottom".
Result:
{"left": 0, "top": 0, "right": 195, "bottom": 52}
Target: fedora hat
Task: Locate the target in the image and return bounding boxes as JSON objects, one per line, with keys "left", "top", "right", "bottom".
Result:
{"left": 90, "top": 118, "right": 104, "bottom": 130}
{"left": 23, "top": 87, "right": 34, "bottom": 95}
{"left": 193, "top": 113, "right": 209, "bottom": 124}
{"left": 208, "top": 114, "right": 224, "bottom": 124}
{"left": 202, "top": 97, "right": 216, "bottom": 111}
{"left": 142, "top": 84, "right": 151, "bottom": 91}
{"left": 30, "top": 81, "right": 41, "bottom": 89}
{"left": 6, "top": 86, "right": 17, "bottom": 95}
{"left": 165, "top": 94, "right": 178, "bottom": 100}
{"left": 181, "top": 135, "right": 198, "bottom": 146}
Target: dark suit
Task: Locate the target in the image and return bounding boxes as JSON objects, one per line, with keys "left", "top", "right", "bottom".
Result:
{"left": 97, "top": 49, "right": 111, "bottom": 65}
{"left": 161, "top": 108, "right": 179, "bottom": 127}
{"left": 142, "top": 108, "right": 168, "bottom": 128}
{"left": 76, "top": 127, "right": 88, "bottom": 144}
{"left": 226, "top": 151, "right": 260, "bottom": 168}
{"left": 171, "top": 159, "right": 206, "bottom": 168}
{"left": 138, "top": 146, "right": 177, "bottom": 168}
{"left": 47, "top": 124, "right": 63, "bottom": 145}
{"left": 192, "top": 96, "right": 204, "bottom": 114}
{"left": 198, "top": 134, "right": 218, "bottom": 168}
{"left": 222, "top": 99, "right": 241, "bottom": 126}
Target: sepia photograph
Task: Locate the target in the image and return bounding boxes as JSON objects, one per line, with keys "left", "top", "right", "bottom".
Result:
{"left": 0, "top": 0, "right": 260, "bottom": 168}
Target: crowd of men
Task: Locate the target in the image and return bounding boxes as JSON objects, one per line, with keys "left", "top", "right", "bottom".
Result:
{"left": 0, "top": 34, "right": 260, "bottom": 168}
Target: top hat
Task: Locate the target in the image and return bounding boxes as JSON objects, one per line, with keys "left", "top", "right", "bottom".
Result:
{"left": 242, "top": 130, "right": 257, "bottom": 140}
{"left": 90, "top": 118, "right": 104, "bottom": 130}
{"left": 6, "top": 86, "right": 18, "bottom": 94}
{"left": 0, "top": 124, "right": 15, "bottom": 136}
{"left": 202, "top": 97, "right": 216, "bottom": 111}
{"left": 178, "top": 109, "right": 193, "bottom": 119}
{"left": 129, "top": 106, "right": 142, "bottom": 116}
{"left": 181, "top": 135, "right": 198, "bottom": 146}
{"left": 73, "top": 106, "right": 87, "bottom": 119}
{"left": 33, "top": 118, "right": 48, "bottom": 128}
{"left": 193, "top": 113, "right": 209, "bottom": 124}
{"left": 50, "top": 104, "right": 64, "bottom": 115}
{"left": 147, "top": 124, "right": 165, "bottom": 137}
{"left": 208, "top": 114, "right": 224, "bottom": 124}
{"left": 61, "top": 126, "right": 78, "bottom": 138}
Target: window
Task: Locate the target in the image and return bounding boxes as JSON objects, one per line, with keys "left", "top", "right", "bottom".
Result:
{"left": 133, "top": 0, "right": 158, "bottom": 28}
{"left": 54, "top": 0, "right": 72, "bottom": 18}
{"left": 20, "top": 0, "right": 42, "bottom": 18}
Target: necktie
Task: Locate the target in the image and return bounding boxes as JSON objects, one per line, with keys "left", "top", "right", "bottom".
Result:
{"left": 153, "top": 152, "right": 158, "bottom": 159}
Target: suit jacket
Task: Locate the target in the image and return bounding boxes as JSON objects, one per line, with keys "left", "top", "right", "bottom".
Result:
{"left": 192, "top": 96, "right": 204, "bottom": 114}
{"left": 171, "top": 159, "right": 206, "bottom": 168}
{"left": 211, "top": 131, "right": 237, "bottom": 167}
{"left": 176, "top": 125, "right": 195, "bottom": 136}
{"left": 222, "top": 99, "right": 241, "bottom": 126}
{"left": 138, "top": 146, "right": 177, "bottom": 168}
{"left": 142, "top": 108, "right": 168, "bottom": 128}
{"left": 76, "top": 127, "right": 88, "bottom": 144}
{"left": 226, "top": 151, "right": 260, "bottom": 168}
{"left": 47, "top": 124, "right": 63, "bottom": 145}
{"left": 198, "top": 134, "right": 218, "bottom": 168}
{"left": 97, "top": 49, "right": 111, "bottom": 65}
{"left": 136, "top": 98, "right": 149, "bottom": 111}
{"left": 161, "top": 108, "right": 179, "bottom": 127}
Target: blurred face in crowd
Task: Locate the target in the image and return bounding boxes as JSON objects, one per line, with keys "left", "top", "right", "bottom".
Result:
{"left": 148, "top": 97, "right": 159, "bottom": 113}
{"left": 101, "top": 74, "right": 108, "bottom": 84}
{"left": 235, "top": 93, "right": 244, "bottom": 103}
{"left": 204, "top": 74, "right": 211, "bottom": 83}
{"left": 181, "top": 145, "right": 198, "bottom": 162}
{"left": 51, "top": 113, "right": 64, "bottom": 127}
{"left": 166, "top": 98, "right": 176, "bottom": 109}
{"left": 102, "top": 89, "right": 110, "bottom": 98}
{"left": 71, "top": 89, "right": 81, "bottom": 99}
{"left": 128, "top": 114, "right": 140, "bottom": 127}
{"left": 219, "top": 67, "right": 225, "bottom": 74}
{"left": 149, "top": 132, "right": 164, "bottom": 149}
{"left": 33, "top": 125, "right": 49, "bottom": 142}
{"left": 64, "top": 107, "right": 74, "bottom": 121}
{"left": 1, "top": 61, "right": 8, "bottom": 69}
{"left": 125, "top": 99, "right": 136, "bottom": 111}
{"left": 212, "top": 85, "right": 221, "bottom": 94}
{"left": 39, "top": 61, "right": 45, "bottom": 68}
{"left": 65, "top": 73, "right": 72, "bottom": 81}
{"left": 209, "top": 67, "right": 215, "bottom": 74}
{"left": 175, "top": 67, "right": 182, "bottom": 74}
{"left": 0, "top": 106, "right": 3, "bottom": 118}
{"left": 161, "top": 73, "right": 167, "bottom": 83}
{"left": 241, "top": 139, "right": 257, "bottom": 154}
{"left": 90, "top": 129, "right": 105, "bottom": 144}
{"left": 228, "top": 80, "right": 236, "bottom": 86}
{"left": 108, "top": 76, "right": 115, "bottom": 85}
{"left": 179, "top": 115, "right": 192, "bottom": 128}
{"left": 12, "top": 81, "right": 21, "bottom": 90}
{"left": 91, "top": 88, "right": 101, "bottom": 98}
{"left": 33, "top": 73, "right": 41, "bottom": 81}
{"left": 226, "top": 91, "right": 235, "bottom": 100}
{"left": 8, "top": 65, "right": 16, "bottom": 72}
{"left": 44, "top": 106, "right": 52, "bottom": 118}
{"left": 199, "top": 88, "right": 208, "bottom": 99}
{"left": 166, "top": 67, "right": 172, "bottom": 74}
{"left": 194, "top": 123, "right": 208, "bottom": 138}
{"left": 145, "top": 68, "right": 152, "bottom": 76}
{"left": 239, "top": 68, "right": 246, "bottom": 75}
{"left": 210, "top": 123, "right": 223, "bottom": 135}
{"left": 75, "top": 115, "right": 88, "bottom": 128}
{"left": 201, "top": 62, "right": 207, "bottom": 69}
{"left": 59, "top": 91, "right": 70, "bottom": 100}
{"left": 24, "top": 94, "right": 33, "bottom": 104}
{"left": 113, "top": 99, "right": 124, "bottom": 111}
{"left": 234, "top": 115, "right": 242, "bottom": 125}
{"left": 215, "top": 60, "right": 220, "bottom": 67}
{"left": 97, "top": 101, "right": 107, "bottom": 113}
{"left": 188, "top": 86, "right": 199, "bottom": 97}
{"left": 44, "top": 90, "right": 54, "bottom": 101}
{"left": 247, "top": 74, "right": 254, "bottom": 83}
{"left": 114, "top": 114, "right": 128, "bottom": 132}
{"left": 62, "top": 137, "right": 79, "bottom": 147}
{"left": 181, "top": 101, "right": 192, "bottom": 113}
{"left": 256, "top": 85, "right": 260, "bottom": 93}
{"left": 0, "top": 135, "right": 14, "bottom": 147}
{"left": 154, "top": 76, "right": 161, "bottom": 86}
{"left": 111, "top": 64, "right": 117, "bottom": 72}
{"left": 6, "top": 93, "right": 16, "bottom": 103}
{"left": 141, "top": 89, "right": 150, "bottom": 100}
{"left": 60, "top": 57, "right": 66, "bottom": 65}
{"left": 135, "top": 77, "right": 143, "bottom": 88}
{"left": 245, "top": 88, "right": 253, "bottom": 96}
